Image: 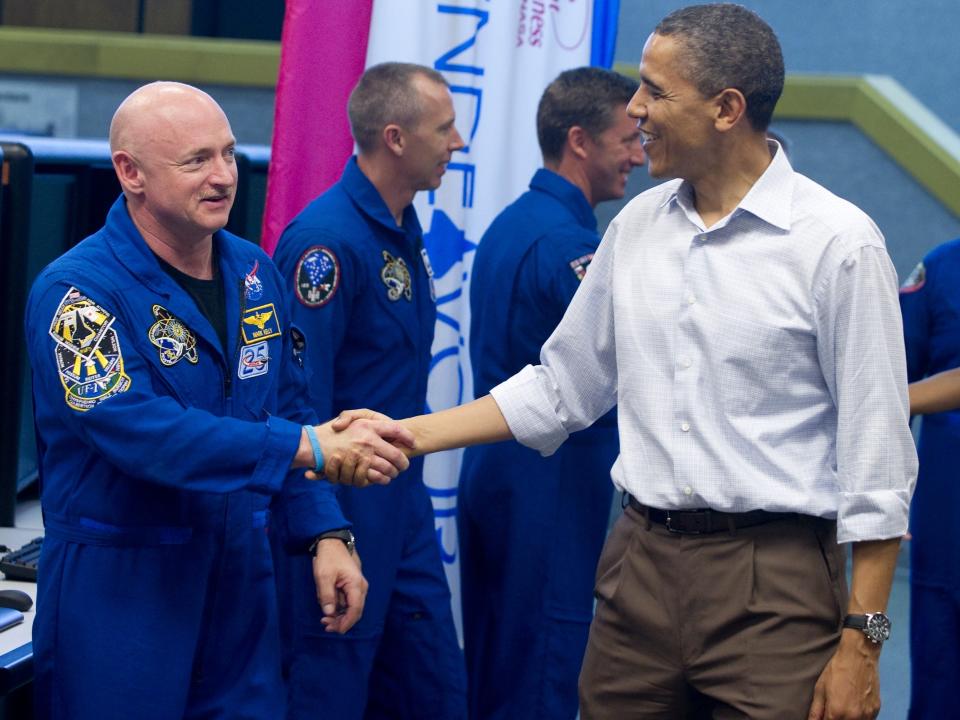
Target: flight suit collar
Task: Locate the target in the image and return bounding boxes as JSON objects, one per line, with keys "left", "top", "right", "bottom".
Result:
{"left": 102, "top": 194, "right": 245, "bottom": 364}
{"left": 529, "top": 168, "right": 597, "bottom": 233}
{"left": 340, "top": 156, "right": 423, "bottom": 247}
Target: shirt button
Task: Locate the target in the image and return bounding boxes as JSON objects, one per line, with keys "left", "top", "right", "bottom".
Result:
{"left": 681, "top": 357, "right": 692, "bottom": 368}
{"left": 681, "top": 422, "right": 690, "bottom": 432}
{"left": 686, "top": 294, "right": 696, "bottom": 305}
{"left": 684, "top": 486, "right": 693, "bottom": 496}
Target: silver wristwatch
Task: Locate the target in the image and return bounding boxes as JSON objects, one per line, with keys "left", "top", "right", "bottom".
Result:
{"left": 309, "top": 528, "right": 356, "bottom": 556}
{"left": 842, "top": 612, "right": 891, "bottom": 645}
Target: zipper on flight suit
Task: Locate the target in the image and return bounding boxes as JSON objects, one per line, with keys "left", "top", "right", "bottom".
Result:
{"left": 223, "top": 277, "right": 247, "bottom": 401}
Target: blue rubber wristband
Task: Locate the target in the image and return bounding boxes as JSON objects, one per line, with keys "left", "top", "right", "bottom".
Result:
{"left": 303, "top": 425, "right": 325, "bottom": 474}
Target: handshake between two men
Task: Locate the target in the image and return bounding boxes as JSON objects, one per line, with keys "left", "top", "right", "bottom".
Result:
{"left": 291, "top": 409, "right": 417, "bottom": 487}
{"left": 294, "top": 396, "right": 513, "bottom": 486}
{"left": 287, "top": 397, "right": 510, "bottom": 633}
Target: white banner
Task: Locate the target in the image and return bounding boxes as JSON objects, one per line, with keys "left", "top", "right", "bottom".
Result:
{"left": 366, "top": 0, "right": 597, "bottom": 637}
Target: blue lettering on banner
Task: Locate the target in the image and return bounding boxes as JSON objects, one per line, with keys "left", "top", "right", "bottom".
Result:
{"left": 426, "top": 1, "right": 493, "bottom": 574}
{"left": 449, "top": 85, "right": 482, "bottom": 149}
{"left": 435, "top": 6, "right": 490, "bottom": 76}
{"left": 428, "top": 162, "right": 475, "bottom": 209}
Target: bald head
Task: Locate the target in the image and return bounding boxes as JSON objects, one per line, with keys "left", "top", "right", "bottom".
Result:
{"left": 110, "top": 81, "right": 238, "bottom": 248}
{"left": 109, "top": 81, "right": 230, "bottom": 157}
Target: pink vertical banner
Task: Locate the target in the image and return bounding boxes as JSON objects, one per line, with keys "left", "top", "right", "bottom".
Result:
{"left": 261, "top": 0, "right": 374, "bottom": 255}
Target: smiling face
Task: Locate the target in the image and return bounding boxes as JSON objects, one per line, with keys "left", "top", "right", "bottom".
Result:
{"left": 399, "top": 75, "right": 465, "bottom": 192}
{"left": 582, "top": 103, "right": 645, "bottom": 204}
{"left": 113, "top": 85, "right": 237, "bottom": 245}
{"left": 627, "top": 33, "right": 719, "bottom": 183}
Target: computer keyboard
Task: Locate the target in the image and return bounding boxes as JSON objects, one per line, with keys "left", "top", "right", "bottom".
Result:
{"left": 0, "top": 536, "right": 42, "bottom": 582}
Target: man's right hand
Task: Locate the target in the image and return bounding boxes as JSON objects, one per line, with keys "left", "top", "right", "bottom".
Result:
{"left": 296, "top": 409, "right": 415, "bottom": 487}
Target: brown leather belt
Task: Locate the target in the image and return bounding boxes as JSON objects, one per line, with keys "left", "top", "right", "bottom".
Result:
{"left": 624, "top": 493, "right": 798, "bottom": 535}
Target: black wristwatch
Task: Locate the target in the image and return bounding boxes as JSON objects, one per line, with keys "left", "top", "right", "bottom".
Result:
{"left": 309, "top": 528, "right": 356, "bottom": 557}
{"left": 842, "top": 612, "right": 891, "bottom": 645}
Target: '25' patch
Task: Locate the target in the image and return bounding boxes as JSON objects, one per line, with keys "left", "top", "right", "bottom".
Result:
{"left": 238, "top": 341, "right": 269, "bottom": 379}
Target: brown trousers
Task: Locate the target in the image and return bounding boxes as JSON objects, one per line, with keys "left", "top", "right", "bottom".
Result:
{"left": 579, "top": 505, "right": 847, "bottom": 719}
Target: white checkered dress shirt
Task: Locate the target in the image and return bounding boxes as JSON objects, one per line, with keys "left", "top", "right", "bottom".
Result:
{"left": 491, "top": 145, "right": 917, "bottom": 543}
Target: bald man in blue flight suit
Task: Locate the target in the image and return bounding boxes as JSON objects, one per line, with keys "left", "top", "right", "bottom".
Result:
{"left": 271, "top": 63, "right": 467, "bottom": 720}
{"left": 899, "top": 237, "right": 960, "bottom": 720}
{"left": 459, "top": 67, "right": 644, "bottom": 720}
{"left": 25, "top": 82, "right": 411, "bottom": 720}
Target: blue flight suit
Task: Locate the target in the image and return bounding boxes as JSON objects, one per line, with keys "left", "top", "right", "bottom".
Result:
{"left": 271, "top": 157, "right": 466, "bottom": 720}
{"left": 25, "top": 196, "right": 346, "bottom": 720}
{"left": 899, "top": 237, "right": 960, "bottom": 720}
{"left": 459, "top": 169, "right": 619, "bottom": 719}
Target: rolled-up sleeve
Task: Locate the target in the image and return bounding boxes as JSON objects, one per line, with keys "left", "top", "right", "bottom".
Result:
{"left": 490, "top": 219, "right": 621, "bottom": 457}
{"left": 815, "top": 240, "right": 917, "bottom": 542}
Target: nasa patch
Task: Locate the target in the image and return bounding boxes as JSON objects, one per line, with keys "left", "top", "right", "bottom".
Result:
{"left": 48, "top": 287, "right": 132, "bottom": 412}
{"left": 148, "top": 305, "right": 199, "bottom": 367}
{"left": 238, "top": 341, "right": 270, "bottom": 379}
{"left": 295, "top": 246, "right": 340, "bottom": 308}
{"left": 900, "top": 262, "right": 926, "bottom": 294}
{"left": 569, "top": 253, "right": 595, "bottom": 282}
{"left": 244, "top": 260, "right": 264, "bottom": 301}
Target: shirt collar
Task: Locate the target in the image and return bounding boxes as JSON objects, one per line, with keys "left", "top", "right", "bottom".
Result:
{"left": 666, "top": 140, "right": 794, "bottom": 232}
{"left": 105, "top": 194, "right": 249, "bottom": 295}
{"left": 105, "top": 195, "right": 176, "bottom": 295}
{"left": 530, "top": 168, "right": 597, "bottom": 232}
{"left": 341, "top": 156, "right": 422, "bottom": 239}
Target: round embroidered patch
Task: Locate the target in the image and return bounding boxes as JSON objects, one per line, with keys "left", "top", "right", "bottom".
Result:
{"left": 899, "top": 261, "right": 926, "bottom": 294}
{"left": 295, "top": 246, "right": 340, "bottom": 307}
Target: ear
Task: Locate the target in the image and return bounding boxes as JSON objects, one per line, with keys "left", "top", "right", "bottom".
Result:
{"left": 714, "top": 88, "right": 747, "bottom": 133}
{"left": 382, "top": 123, "right": 404, "bottom": 157}
{"left": 112, "top": 151, "right": 144, "bottom": 195}
{"left": 566, "top": 125, "right": 590, "bottom": 161}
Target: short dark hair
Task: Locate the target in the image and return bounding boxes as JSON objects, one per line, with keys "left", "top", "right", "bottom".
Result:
{"left": 536, "top": 67, "right": 638, "bottom": 163}
{"left": 348, "top": 62, "right": 449, "bottom": 153}
{"left": 655, "top": 3, "right": 784, "bottom": 131}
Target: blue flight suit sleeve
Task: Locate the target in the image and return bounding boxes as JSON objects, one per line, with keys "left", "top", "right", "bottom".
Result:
{"left": 270, "top": 226, "right": 358, "bottom": 550}
{"left": 544, "top": 229, "right": 604, "bottom": 311}
{"left": 532, "top": 226, "right": 616, "bottom": 429}
{"left": 272, "top": 282, "right": 350, "bottom": 550}
{"left": 278, "top": 227, "right": 359, "bottom": 422}
{"left": 27, "top": 274, "right": 302, "bottom": 496}
{"left": 900, "top": 256, "right": 933, "bottom": 383}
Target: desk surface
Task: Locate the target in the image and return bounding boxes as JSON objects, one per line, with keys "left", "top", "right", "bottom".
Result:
{"left": 0, "top": 527, "right": 42, "bottom": 693}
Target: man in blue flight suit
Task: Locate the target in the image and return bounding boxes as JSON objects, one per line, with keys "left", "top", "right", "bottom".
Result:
{"left": 271, "top": 63, "right": 467, "bottom": 719}
{"left": 459, "top": 67, "right": 644, "bottom": 719}
{"left": 24, "top": 82, "right": 413, "bottom": 720}
{"left": 899, "top": 238, "right": 960, "bottom": 719}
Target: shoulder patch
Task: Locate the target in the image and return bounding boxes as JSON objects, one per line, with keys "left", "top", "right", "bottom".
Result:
{"left": 381, "top": 250, "right": 412, "bottom": 302}
{"left": 569, "top": 253, "right": 595, "bottom": 281}
{"left": 48, "top": 287, "right": 132, "bottom": 412}
{"left": 900, "top": 261, "right": 926, "bottom": 294}
{"left": 148, "top": 305, "right": 199, "bottom": 366}
{"left": 295, "top": 246, "right": 340, "bottom": 307}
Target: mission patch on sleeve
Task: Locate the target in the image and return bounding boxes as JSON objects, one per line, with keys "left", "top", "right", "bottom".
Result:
{"left": 48, "top": 287, "right": 132, "bottom": 411}
{"left": 569, "top": 253, "right": 595, "bottom": 282}
{"left": 295, "top": 246, "right": 340, "bottom": 307}
{"left": 899, "top": 261, "right": 926, "bottom": 294}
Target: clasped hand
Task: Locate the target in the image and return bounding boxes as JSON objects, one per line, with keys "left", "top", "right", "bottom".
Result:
{"left": 305, "top": 409, "right": 415, "bottom": 487}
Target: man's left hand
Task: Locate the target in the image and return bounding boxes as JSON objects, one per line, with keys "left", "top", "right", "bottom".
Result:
{"left": 312, "top": 538, "right": 367, "bottom": 634}
{"left": 807, "top": 630, "right": 881, "bottom": 720}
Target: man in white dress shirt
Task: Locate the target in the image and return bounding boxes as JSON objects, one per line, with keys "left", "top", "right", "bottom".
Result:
{"left": 332, "top": 4, "right": 916, "bottom": 719}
